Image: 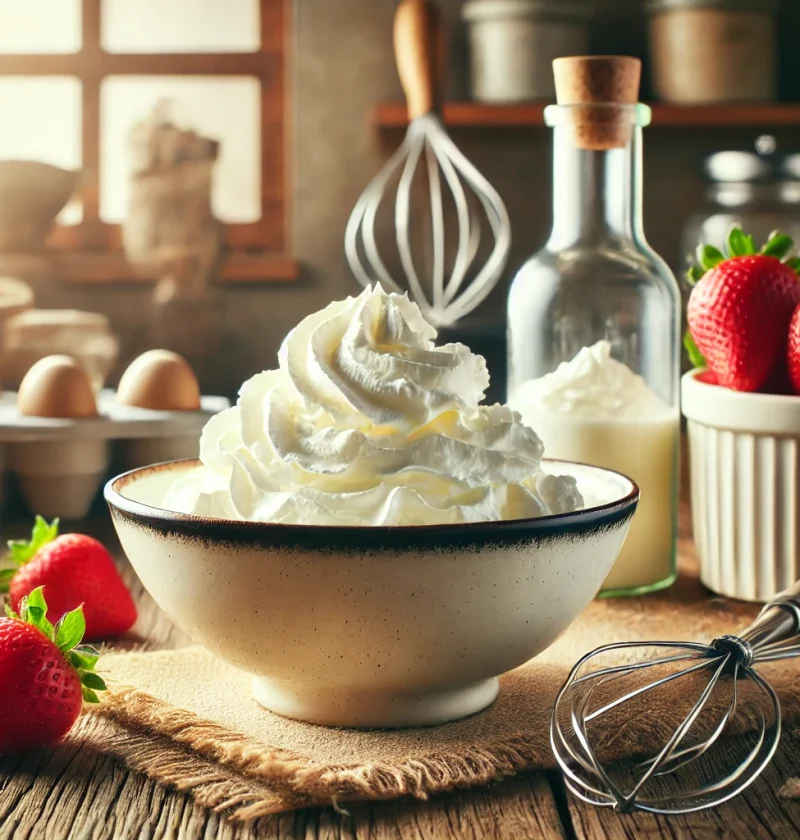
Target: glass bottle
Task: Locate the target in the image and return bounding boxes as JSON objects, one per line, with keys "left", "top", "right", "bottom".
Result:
{"left": 507, "top": 101, "right": 681, "bottom": 596}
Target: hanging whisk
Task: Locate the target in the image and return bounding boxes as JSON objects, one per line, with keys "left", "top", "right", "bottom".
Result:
{"left": 345, "top": 0, "right": 510, "bottom": 328}
{"left": 551, "top": 581, "right": 800, "bottom": 815}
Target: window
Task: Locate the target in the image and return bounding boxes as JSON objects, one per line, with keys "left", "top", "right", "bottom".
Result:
{"left": 0, "top": 0, "right": 294, "bottom": 282}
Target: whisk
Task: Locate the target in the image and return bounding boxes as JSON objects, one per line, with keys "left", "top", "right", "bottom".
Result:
{"left": 551, "top": 581, "right": 800, "bottom": 815}
{"left": 345, "top": 0, "right": 510, "bottom": 328}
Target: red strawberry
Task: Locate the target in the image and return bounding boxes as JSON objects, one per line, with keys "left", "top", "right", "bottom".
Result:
{"left": 686, "top": 228, "right": 800, "bottom": 392}
{"left": 0, "top": 587, "right": 106, "bottom": 752}
{"left": 695, "top": 370, "right": 719, "bottom": 386}
{"left": 761, "top": 357, "right": 794, "bottom": 396}
{"left": 788, "top": 303, "right": 800, "bottom": 395}
{"left": 0, "top": 518, "right": 136, "bottom": 641}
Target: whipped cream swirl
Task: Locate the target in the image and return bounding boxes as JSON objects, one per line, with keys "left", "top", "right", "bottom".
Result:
{"left": 164, "top": 285, "right": 583, "bottom": 526}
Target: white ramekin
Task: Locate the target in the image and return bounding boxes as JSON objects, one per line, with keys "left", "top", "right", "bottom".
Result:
{"left": 682, "top": 370, "right": 800, "bottom": 602}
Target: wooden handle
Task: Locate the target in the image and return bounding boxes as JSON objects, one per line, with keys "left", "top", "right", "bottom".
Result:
{"left": 394, "top": 0, "right": 443, "bottom": 120}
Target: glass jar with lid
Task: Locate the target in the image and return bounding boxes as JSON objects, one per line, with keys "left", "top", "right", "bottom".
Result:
{"left": 681, "top": 136, "right": 800, "bottom": 269}
{"left": 507, "top": 56, "right": 681, "bottom": 597}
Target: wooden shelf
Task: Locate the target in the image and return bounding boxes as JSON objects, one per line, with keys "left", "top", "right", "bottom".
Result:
{"left": 0, "top": 250, "right": 300, "bottom": 284}
{"left": 373, "top": 102, "right": 800, "bottom": 129}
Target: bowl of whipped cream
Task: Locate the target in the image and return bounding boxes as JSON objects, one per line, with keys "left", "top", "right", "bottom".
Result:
{"left": 105, "top": 285, "right": 639, "bottom": 728}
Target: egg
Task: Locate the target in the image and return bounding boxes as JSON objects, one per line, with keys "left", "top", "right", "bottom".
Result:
{"left": 117, "top": 349, "right": 201, "bottom": 411}
{"left": 18, "top": 355, "right": 98, "bottom": 418}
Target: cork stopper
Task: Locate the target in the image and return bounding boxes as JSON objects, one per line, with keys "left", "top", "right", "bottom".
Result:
{"left": 552, "top": 56, "right": 642, "bottom": 150}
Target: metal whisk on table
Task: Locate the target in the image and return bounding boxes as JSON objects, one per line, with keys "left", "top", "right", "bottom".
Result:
{"left": 552, "top": 581, "right": 800, "bottom": 815}
{"left": 345, "top": 0, "right": 510, "bottom": 328}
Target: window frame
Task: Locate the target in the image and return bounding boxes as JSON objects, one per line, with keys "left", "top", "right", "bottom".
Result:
{"left": 0, "top": 0, "right": 295, "bottom": 282}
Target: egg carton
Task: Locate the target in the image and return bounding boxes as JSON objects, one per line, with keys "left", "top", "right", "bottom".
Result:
{"left": 0, "top": 390, "right": 229, "bottom": 520}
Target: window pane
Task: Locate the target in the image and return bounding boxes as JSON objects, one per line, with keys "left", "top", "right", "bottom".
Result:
{"left": 0, "top": 0, "right": 80, "bottom": 53}
{"left": 0, "top": 77, "right": 81, "bottom": 169}
{"left": 100, "top": 76, "right": 261, "bottom": 224}
{"left": 0, "top": 77, "right": 82, "bottom": 225}
{"left": 102, "top": 0, "right": 259, "bottom": 53}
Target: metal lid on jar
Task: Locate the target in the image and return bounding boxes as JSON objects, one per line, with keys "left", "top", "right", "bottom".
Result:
{"left": 705, "top": 152, "right": 772, "bottom": 182}
{"left": 704, "top": 136, "right": 798, "bottom": 183}
{"left": 462, "top": 0, "right": 592, "bottom": 21}
{"left": 645, "top": 0, "right": 779, "bottom": 13}
{"left": 782, "top": 155, "right": 800, "bottom": 181}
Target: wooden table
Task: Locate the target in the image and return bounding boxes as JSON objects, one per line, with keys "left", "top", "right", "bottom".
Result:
{"left": 2, "top": 514, "right": 800, "bottom": 840}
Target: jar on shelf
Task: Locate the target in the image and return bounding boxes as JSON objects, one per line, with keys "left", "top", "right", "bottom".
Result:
{"left": 681, "top": 136, "right": 800, "bottom": 269}
{"left": 645, "top": 0, "right": 778, "bottom": 104}
{"left": 462, "top": 0, "right": 590, "bottom": 103}
{"left": 507, "top": 56, "right": 681, "bottom": 597}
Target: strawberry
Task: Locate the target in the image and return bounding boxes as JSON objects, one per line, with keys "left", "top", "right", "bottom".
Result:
{"left": 0, "top": 587, "right": 105, "bottom": 752}
{"left": 685, "top": 228, "right": 800, "bottom": 392}
{"left": 0, "top": 518, "right": 136, "bottom": 641}
{"left": 761, "top": 359, "right": 794, "bottom": 396}
{"left": 695, "top": 370, "right": 719, "bottom": 386}
{"left": 788, "top": 303, "right": 800, "bottom": 395}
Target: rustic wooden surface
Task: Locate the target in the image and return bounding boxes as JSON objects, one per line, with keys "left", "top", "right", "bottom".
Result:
{"left": 2, "top": 512, "right": 800, "bottom": 839}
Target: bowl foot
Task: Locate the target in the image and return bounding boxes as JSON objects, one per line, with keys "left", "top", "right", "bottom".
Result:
{"left": 251, "top": 676, "right": 500, "bottom": 728}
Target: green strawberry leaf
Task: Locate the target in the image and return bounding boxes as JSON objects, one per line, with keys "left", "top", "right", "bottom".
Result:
{"left": 19, "top": 587, "right": 55, "bottom": 638}
{"left": 24, "top": 609, "right": 53, "bottom": 638}
{"left": 786, "top": 257, "right": 800, "bottom": 274}
{"left": 760, "top": 231, "right": 794, "bottom": 260}
{"left": 726, "top": 226, "right": 755, "bottom": 257}
{"left": 68, "top": 641, "right": 106, "bottom": 703}
{"left": 54, "top": 607, "right": 86, "bottom": 653}
{"left": 77, "top": 648, "right": 106, "bottom": 703}
{"left": 82, "top": 687, "right": 101, "bottom": 704}
{"left": 68, "top": 648, "right": 99, "bottom": 670}
{"left": 684, "top": 330, "right": 706, "bottom": 369}
{"left": 20, "top": 605, "right": 54, "bottom": 640}
{"left": 695, "top": 244, "right": 724, "bottom": 272}
{"left": 4, "top": 603, "right": 18, "bottom": 619}
{"left": 7, "top": 516, "right": 59, "bottom": 568}
{"left": 0, "top": 566, "right": 16, "bottom": 593}
{"left": 686, "top": 266, "right": 704, "bottom": 285}
{"left": 23, "top": 586, "right": 48, "bottom": 613}
{"left": 685, "top": 263, "right": 705, "bottom": 285}
{"left": 81, "top": 671, "right": 106, "bottom": 692}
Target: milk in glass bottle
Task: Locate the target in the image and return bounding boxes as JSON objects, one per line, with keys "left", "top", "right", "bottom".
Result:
{"left": 507, "top": 57, "right": 681, "bottom": 596}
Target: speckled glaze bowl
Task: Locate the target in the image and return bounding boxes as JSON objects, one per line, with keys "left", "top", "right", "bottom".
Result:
{"left": 105, "top": 459, "right": 638, "bottom": 728}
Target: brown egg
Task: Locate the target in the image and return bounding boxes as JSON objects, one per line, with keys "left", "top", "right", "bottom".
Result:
{"left": 117, "top": 349, "right": 201, "bottom": 411}
{"left": 18, "top": 355, "right": 98, "bottom": 418}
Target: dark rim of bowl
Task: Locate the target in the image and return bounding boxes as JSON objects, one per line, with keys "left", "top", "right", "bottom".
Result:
{"left": 104, "top": 458, "right": 639, "bottom": 543}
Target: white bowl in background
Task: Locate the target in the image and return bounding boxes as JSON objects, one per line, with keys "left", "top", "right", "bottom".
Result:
{"left": 682, "top": 369, "right": 800, "bottom": 602}
{"left": 0, "top": 160, "right": 80, "bottom": 251}
{"left": 105, "top": 458, "right": 638, "bottom": 729}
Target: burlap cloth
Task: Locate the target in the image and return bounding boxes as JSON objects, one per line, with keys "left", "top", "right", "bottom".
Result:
{"left": 73, "top": 525, "right": 800, "bottom": 820}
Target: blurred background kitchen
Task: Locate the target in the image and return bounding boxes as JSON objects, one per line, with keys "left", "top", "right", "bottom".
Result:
{"left": 0, "top": 0, "right": 798, "bottom": 402}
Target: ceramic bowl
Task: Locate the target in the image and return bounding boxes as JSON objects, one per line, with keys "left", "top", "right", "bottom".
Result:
{"left": 105, "top": 459, "right": 638, "bottom": 728}
{"left": 0, "top": 161, "right": 80, "bottom": 251}
{"left": 683, "top": 369, "right": 800, "bottom": 602}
